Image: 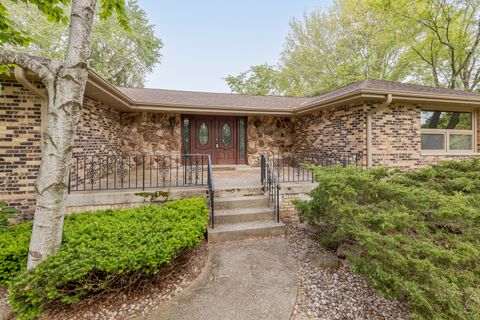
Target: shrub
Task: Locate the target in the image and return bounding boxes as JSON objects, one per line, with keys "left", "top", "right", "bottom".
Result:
{"left": 295, "top": 160, "right": 480, "bottom": 320}
{"left": 0, "top": 222, "right": 32, "bottom": 285}
{"left": 0, "top": 201, "right": 18, "bottom": 230}
{"left": 3, "top": 198, "right": 208, "bottom": 320}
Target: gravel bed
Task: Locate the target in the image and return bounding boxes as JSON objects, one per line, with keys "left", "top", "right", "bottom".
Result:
{"left": 284, "top": 213, "right": 410, "bottom": 320}
{"left": 0, "top": 241, "right": 208, "bottom": 320}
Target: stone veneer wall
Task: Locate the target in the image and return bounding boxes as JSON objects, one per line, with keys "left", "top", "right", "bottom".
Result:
{"left": 293, "top": 104, "right": 367, "bottom": 165}
{"left": 247, "top": 116, "right": 295, "bottom": 165}
{"left": 0, "top": 78, "right": 45, "bottom": 220}
{"left": 371, "top": 103, "right": 480, "bottom": 168}
{"left": 119, "top": 112, "right": 181, "bottom": 154}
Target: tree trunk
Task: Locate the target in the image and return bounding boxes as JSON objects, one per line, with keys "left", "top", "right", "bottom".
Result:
{"left": 27, "top": 0, "right": 97, "bottom": 269}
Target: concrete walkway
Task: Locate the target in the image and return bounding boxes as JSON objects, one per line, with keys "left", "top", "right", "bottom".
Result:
{"left": 147, "top": 238, "right": 298, "bottom": 320}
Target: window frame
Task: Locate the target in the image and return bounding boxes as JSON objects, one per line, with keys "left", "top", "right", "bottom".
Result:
{"left": 420, "top": 108, "right": 477, "bottom": 155}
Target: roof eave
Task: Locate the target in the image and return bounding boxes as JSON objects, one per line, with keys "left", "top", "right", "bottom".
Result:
{"left": 294, "top": 88, "right": 480, "bottom": 115}
{"left": 85, "top": 70, "right": 134, "bottom": 111}
{"left": 131, "top": 103, "right": 294, "bottom": 116}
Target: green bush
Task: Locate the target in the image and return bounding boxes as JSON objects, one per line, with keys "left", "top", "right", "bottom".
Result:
{"left": 2, "top": 198, "right": 208, "bottom": 320}
{"left": 0, "top": 201, "right": 18, "bottom": 230}
{"left": 0, "top": 222, "right": 32, "bottom": 285}
{"left": 295, "top": 160, "right": 480, "bottom": 320}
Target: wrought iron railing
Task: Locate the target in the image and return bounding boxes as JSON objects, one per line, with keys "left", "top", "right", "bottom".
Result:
{"left": 206, "top": 154, "right": 215, "bottom": 229}
{"left": 270, "top": 152, "right": 361, "bottom": 183}
{"left": 68, "top": 153, "right": 211, "bottom": 192}
{"left": 260, "top": 153, "right": 281, "bottom": 223}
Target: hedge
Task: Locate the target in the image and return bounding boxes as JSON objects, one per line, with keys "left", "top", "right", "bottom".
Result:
{"left": 0, "top": 198, "right": 208, "bottom": 320}
{"left": 295, "top": 160, "right": 480, "bottom": 320}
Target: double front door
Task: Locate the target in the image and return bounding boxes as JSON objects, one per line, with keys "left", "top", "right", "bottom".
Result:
{"left": 183, "top": 115, "right": 247, "bottom": 165}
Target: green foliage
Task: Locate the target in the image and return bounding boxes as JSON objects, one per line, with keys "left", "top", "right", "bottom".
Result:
{"left": 227, "top": 0, "right": 480, "bottom": 95}
{"left": 3, "top": 0, "right": 162, "bottom": 87}
{"left": 2, "top": 198, "right": 208, "bottom": 319}
{"left": 295, "top": 160, "right": 480, "bottom": 319}
{"left": 0, "top": 201, "right": 17, "bottom": 230}
{"left": 225, "top": 64, "right": 281, "bottom": 95}
{"left": 134, "top": 190, "right": 170, "bottom": 202}
{"left": 0, "top": 222, "right": 31, "bottom": 285}
{"left": 0, "top": 0, "right": 67, "bottom": 46}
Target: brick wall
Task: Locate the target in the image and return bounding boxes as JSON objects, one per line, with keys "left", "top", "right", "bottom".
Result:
{"left": 280, "top": 193, "right": 311, "bottom": 219}
{"left": 73, "top": 96, "right": 123, "bottom": 156}
{"left": 1, "top": 77, "right": 124, "bottom": 220}
{"left": 0, "top": 78, "right": 44, "bottom": 220}
{"left": 293, "top": 104, "right": 366, "bottom": 165}
{"left": 370, "top": 103, "right": 480, "bottom": 168}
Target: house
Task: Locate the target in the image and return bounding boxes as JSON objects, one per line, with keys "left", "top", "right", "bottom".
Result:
{"left": 2, "top": 63, "right": 480, "bottom": 220}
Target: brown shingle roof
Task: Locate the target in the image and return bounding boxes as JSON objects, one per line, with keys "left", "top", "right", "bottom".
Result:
{"left": 117, "top": 79, "right": 480, "bottom": 112}
{"left": 304, "top": 79, "right": 480, "bottom": 107}
{"left": 117, "top": 87, "right": 311, "bottom": 110}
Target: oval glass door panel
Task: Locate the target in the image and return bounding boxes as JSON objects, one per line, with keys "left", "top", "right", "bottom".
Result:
{"left": 222, "top": 123, "right": 232, "bottom": 146}
{"left": 199, "top": 122, "right": 208, "bottom": 145}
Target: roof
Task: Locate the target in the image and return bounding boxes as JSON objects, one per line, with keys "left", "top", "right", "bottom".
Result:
{"left": 116, "top": 87, "right": 310, "bottom": 110}
{"left": 8, "top": 54, "right": 480, "bottom": 115}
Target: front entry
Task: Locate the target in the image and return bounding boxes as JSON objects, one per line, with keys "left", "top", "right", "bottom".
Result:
{"left": 182, "top": 115, "right": 247, "bottom": 165}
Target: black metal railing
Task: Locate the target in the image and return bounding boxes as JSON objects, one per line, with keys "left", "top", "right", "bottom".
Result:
{"left": 206, "top": 154, "right": 215, "bottom": 229}
{"left": 270, "top": 152, "right": 361, "bottom": 183}
{"left": 68, "top": 153, "right": 211, "bottom": 192}
{"left": 260, "top": 153, "right": 281, "bottom": 223}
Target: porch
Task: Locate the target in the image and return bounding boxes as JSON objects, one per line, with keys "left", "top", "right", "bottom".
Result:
{"left": 65, "top": 152, "right": 358, "bottom": 242}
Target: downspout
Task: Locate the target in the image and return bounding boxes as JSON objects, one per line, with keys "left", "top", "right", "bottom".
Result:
{"left": 366, "top": 93, "right": 393, "bottom": 168}
{"left": 14, "top": 66, "right": 48, "bottom": 132}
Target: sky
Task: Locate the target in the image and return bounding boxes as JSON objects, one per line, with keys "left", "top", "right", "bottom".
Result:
{"left": 137, "top": 0, "right": 332, "bottom": 93}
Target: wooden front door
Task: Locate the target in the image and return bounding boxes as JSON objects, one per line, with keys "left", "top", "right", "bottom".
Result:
{"left": 215, "top": 116, "right": 236, "bottom": 164}
{"left": 192, "top": 116, "right": 215, "bottom": 160}
{"left": 188, "top": 115, "right": 244, "bottom": 165}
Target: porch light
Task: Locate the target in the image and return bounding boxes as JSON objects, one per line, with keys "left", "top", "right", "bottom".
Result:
{"left": 169, "top": 116, "right": 177, "bottom": 133}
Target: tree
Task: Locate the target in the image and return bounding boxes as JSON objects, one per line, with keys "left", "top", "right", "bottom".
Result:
{"left": 3, "top": 0, "right": 161, "bottom": 87}
{"left": 225, "top": 64, "right": 280, "bottom": 95}
{"left": 0, "top": 0, "right": 128, "bottom": 269}
{"left": 371, "top": 0, "right": 480, "bottom": 91}
{"left": 226, "top": 0, "right": 412, "bottom": 96}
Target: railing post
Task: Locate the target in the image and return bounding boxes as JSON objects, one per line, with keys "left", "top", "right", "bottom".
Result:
{"left": 142, "top": 154, "right": 146, "bottom": 191}
{"left": 260, "top": 153, "right": 265, "bottom": 185}
{"left": 276, "top": 183, "right": 280, "bottom": 223}
{"left": 67, "top": 169, "right": 71, "bottom": 194}
{"left": 211, "top": 189, "right": 215, "bottom": 229}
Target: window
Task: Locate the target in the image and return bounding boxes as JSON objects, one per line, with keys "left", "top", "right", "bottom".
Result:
{"left": 238, "top": 118, "right": 246, "bottom": 160}
{"left": 199, "top": 122, "right": 209, "bottom": 145}
{"left": 421, "top": 110, "right": 475, "bottom": 153}
{"left": 182, "top": 118, "right": 190, "bottom": 154}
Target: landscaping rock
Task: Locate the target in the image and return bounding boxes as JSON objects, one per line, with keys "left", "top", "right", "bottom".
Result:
{"left": 307, "top": 252, "right": 341, "bottom": 269}
{"left": 284, "top": 210, "right": 410, "bottom": 320}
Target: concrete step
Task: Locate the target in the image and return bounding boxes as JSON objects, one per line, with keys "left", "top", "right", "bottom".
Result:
{"left": 214, "top": 195, "right": 270, "bottom": 210}
{"left": 208, "top": 220, "right": 286, "bottom": 243}
{"left": 215, "top": 186, "right": 263, "bottom": 198}
{"left": 215, "top": 207, "right": 274, "bottom": 224}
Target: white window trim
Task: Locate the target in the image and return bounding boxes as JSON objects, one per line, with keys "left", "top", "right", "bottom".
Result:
{"left": 420, "top": 109, "right": 477, "bottom": 155}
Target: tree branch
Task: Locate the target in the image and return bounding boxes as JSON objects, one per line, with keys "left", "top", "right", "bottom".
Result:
{"left": 0, "top": 50, "right": 56, "bottom": 84}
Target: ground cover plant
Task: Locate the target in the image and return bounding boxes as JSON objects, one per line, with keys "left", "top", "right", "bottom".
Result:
{"left": 295, "top": 159, "right": 480, "bottom": 319}
{"left": 0, "top": 197, "right": 208, "bottom": 320}
{"left": 0, "top": 201, "right": 17, "bottom": 230}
